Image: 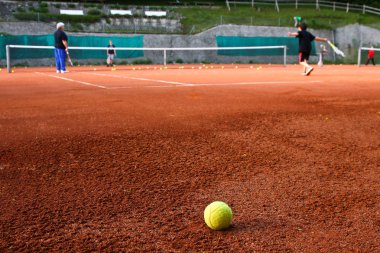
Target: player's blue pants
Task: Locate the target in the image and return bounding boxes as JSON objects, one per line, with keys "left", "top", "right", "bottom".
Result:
{"left": 54, "top": 48, "right": 66, "bottom": 71}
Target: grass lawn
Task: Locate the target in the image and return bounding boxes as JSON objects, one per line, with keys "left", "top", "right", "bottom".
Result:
{"left": 176, "top": 5, "right": 380, "bottom": 33}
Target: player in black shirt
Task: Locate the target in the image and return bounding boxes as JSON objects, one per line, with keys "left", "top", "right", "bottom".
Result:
{"left": 288, "top": 23, "right": 328, "bottom": 76}
{"left": 107, "top": 40, "right": 116, "bottom": 67}
{"left": 54, "top": 22, "right": 69, "bottom": 73}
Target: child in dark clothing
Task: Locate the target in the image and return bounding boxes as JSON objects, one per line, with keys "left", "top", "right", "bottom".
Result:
{"left": 288, "top": 23, "right": 328, "bottom": 76}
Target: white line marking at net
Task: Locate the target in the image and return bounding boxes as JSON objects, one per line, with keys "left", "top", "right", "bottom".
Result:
{"left": 35, "top": 72, "right": 107, "bottom": 89}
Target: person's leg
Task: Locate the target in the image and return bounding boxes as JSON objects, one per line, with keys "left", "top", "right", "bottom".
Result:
{"left": 301, "top": 52, "right": 313, "bottom": 76}
{"left": 58, "top": 49, "right": 67, "bottom": 72}
{"left": 371, "top": 58, "right": 376, "bottom": 66}
{"left": 54, "top": 48, "right": 61, "bottom": 72}
{"left": 365, "top": 58, "right": 370, "bottom": 65}
{"left": 299, "top": 53, "right": 306, "bottom": 73}
{"left": 110, "top": 55, "right": 114, "bottom": 66}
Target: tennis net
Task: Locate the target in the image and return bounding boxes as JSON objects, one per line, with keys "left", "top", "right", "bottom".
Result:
{"left": 5, "top": 45, "right": 288, "bottom": 72}
{"left": 357, "top": 47, "right": 379, "bottom": 66}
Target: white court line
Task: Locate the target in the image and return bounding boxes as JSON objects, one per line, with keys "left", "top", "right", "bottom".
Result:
{"left": 89, "top": 72, "right": 194, "bottom": 86}
{"left": 88, "top": 72, "right": 323, "bottom": 88}
{"left": 35, "top": 72, "right": 107, "bottom": 89}
{"left": 194, "top": 80, "right": 323, "bottom": 86}
{"left": 35, "top": 71, "right": 323, "bottom": 90}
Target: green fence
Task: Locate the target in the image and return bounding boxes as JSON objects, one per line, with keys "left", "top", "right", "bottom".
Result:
{"left": 216, "top": 36, "right": 316, "bottom": 56}
{"left": 0, "top": 34, "right": 144, "bottom": 60}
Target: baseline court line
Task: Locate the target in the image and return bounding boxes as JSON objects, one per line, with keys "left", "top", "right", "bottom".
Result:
{"left": 35, "top": 72, "right": 108, "bottom": 89}
{"left": 35, "top": 71, "right": 324, "bottom": 90}
{"left": 89, "top": 72, "right": 194, "bottom": 86}
{"left": 88, "top": 72, "right": 323, "bottom": 88}
{"left": 194, "top": 80, "right": 323, "bottom": 86}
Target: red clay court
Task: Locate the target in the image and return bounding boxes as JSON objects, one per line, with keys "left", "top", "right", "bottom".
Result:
{"left": 0, "top": 65, "right": 379, "bottom": 251}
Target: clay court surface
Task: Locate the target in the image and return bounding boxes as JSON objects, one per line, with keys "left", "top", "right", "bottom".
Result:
{"left": 0, "top": 65, "right": 379, "bottom": 252}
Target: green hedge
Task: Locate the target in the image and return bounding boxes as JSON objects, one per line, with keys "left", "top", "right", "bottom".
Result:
{"left": 14, "top": 12, "right": 102, "bottom": 23}
{"left": 87, "top": 8, "right": 102, "bottom": 16}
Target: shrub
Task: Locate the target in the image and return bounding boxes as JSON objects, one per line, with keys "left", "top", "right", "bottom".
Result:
{"left": 67, "top": 3, "right": 76, "bottom": 9}
{"left": 84, "top": 3, "right": 96, "bottom": 8}
{"left": 87, "top": 8, "right": 102, "bottom": 16}
{"left": 54, "top": 4, "right": 61, "bottom": 9}
{"left": 175, "top": 58, "right": 184, "bottom": 64}
{"left": 16, "top": 7, "right": 25, "bottom": 13}
{"left": 14, "top": 12, "right": 102, "bottom": 23}
{"left": 39, "top": 2, "right": 48, "bottom": 8}
{"left": 132, "top": 59, "right": 153, "bottom": 65}
{"left": 69, "top": 23, "right": 83, "bottom": 31}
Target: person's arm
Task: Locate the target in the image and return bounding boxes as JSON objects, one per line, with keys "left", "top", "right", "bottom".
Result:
{"left": 62, "top": 40, "right": 68, "bottom": 51}
{"left": 288, "top": 32, "right": 298, "bottom": 37}
{"left": 62, "top": 32, "right": 69, "bottom": 52}
{"left": 315, "top": 37, "right": 328, "bottom": 42}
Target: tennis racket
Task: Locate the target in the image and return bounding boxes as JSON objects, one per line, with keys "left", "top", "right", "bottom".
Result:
{"left": 327, "top": 40, "right": 345, "bottom": 57}
{"left": 66, "top": 50, "right": 74, "bottom": 66}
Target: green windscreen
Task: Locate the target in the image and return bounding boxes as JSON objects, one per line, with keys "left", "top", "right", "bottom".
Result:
{"left": 216, "top": 36, "right": 316, "bottom": 56}
{"left": 0, "top": 34, "right": 144, "bottom": 59}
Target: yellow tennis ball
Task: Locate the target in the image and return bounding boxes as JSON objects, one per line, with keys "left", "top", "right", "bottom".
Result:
{"left": 12, "top": 70, "right": 14, "bottom": 73}
{"left": 204, "top": 201, "right": 233, "bottom": 230}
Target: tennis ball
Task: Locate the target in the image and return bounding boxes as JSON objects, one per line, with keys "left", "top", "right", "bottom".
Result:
{"left": 204, "top": 201, "right": 233, "bottom": 230}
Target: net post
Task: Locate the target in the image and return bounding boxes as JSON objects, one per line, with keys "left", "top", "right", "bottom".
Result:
{"left": 226, "top": 0, "right": 231, "bottom": 11}
{"left": 163, "top": 49, "right": 167, "bottom": 66}
{"left": 357, "top": 47, "right": 362, "bottom": 67}
{"left": 6, "top": 45, "right": 11, "bottom": 73}
{"left": 283, "top": 46, "right": 287, "bottom": 66}
{"left": 275, "top": 0, "right": 279, "bottom": 12}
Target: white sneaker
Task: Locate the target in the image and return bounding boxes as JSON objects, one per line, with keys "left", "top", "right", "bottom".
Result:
{"left": 305, "top": 67, "right": 314, "bottom": 76}
{"left": 60, "top": 70, "right": 69, "bottom": 73}
{"left": 56, "top": 70, "right": 60, "bottom": 73}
